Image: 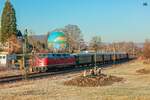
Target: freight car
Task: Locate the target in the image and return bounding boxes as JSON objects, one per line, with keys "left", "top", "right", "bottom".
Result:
{"left": 29, "top": 52, "right": 129, "bottom": 72}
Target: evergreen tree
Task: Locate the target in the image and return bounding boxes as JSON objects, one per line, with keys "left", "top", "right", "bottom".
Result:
{"left": 1, "top": 0, "right": 17, "bottom": 42}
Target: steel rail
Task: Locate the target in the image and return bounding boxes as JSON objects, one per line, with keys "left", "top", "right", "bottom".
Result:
{"left": 0, "top": 59, "right": 132, "bottom": 84}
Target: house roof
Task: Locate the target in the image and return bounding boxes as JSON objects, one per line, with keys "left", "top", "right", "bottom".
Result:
{"left": 17, "top": 30, "right": 23, "bottom": 37}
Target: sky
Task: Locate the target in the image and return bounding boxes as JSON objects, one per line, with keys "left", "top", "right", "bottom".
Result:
{"left": 0, "top": 0, "right": 150, "bottom": 43}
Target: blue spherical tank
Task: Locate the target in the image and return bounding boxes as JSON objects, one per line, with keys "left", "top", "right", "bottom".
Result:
{"left": 47, "top": 32, "right": 67, "bottom": 50}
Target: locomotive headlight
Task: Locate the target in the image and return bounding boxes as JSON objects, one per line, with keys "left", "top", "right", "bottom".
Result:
{"left": 39, "top": 58, "right": 48, "bottom": 67}
{"left": 39, "top": 60, "right": 45, "bottom": 67}
{"left": 40, "top": 62, "right": 45, "bottom": 66}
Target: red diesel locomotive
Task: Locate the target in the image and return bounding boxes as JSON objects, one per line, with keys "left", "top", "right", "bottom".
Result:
{"left": 31, "top": 53, "right": 76, "bottom": 72}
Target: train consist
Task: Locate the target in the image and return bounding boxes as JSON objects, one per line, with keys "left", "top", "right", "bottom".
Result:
{"left": 29, "top": 52, "right": 129, "bottom": 72}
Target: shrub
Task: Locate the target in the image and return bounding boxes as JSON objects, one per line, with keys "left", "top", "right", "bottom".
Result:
{"left": 143, "top": 39, "right": 150, "bottom": 59}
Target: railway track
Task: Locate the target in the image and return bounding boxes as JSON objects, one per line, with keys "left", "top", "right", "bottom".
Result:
{"left": 0, "top": 68, "right": 83, "bottom": 84}
{"left": 0, "top": 59, "right": 132, "bottom": 84}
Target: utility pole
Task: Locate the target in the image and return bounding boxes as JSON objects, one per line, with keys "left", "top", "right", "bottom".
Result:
{"left": 79, "top": 41, "right": 80, "bottom": 53}
{"left": 95, "top": 52, "right": 97, "bottom": 67}
{"left": 23, "top": 29, "right": 28, "bottom": 80}
{"left": 113, "top": 43, "right": 116, "bottom": 64}
{"left": 132, "top": 44, "right": 135, "bottom": 58}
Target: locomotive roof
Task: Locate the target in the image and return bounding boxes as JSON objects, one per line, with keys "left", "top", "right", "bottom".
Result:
{"left": 36, "top": 52, "right": 127, "bottom": 56}
{"left": 73, "top": 52, "right": 127, "bottom": 55}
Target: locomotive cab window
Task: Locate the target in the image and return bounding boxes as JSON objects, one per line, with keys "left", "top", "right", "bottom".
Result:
{"left": 39, "top": 54, "right": 48, "bottom": 58}
{"left": 3, "top": 56, "right": 5, "bottom": 59}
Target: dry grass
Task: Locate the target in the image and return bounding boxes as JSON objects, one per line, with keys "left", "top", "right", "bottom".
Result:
{"left": 0, "top": 68, "right": 22, "bottom": 78}
{"left": 0, "top": 60, "right": 150, "bottom": 100}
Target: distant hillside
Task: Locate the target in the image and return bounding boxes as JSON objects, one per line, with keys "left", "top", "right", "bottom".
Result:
{"left": 27, "top": 35, "right": 144, "bottom": 49}
{"left": 32, "top": 35, "right": 47, "bottom": 41}
{"left": 135, "top": 43, "right": 144, "bottom": 48}
{"left": 28, "top": 35, "right": 47, "bottom": 44}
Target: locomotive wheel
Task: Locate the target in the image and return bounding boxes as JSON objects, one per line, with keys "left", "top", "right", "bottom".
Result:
{"left": 43, "top": 67, "right": 47, "bottom": 72}
{"left": 32, "top": 67, "right": 35, "bottom": 72}
{"left": 33, "top": 67, "right": 37, "bottom": 72}
{"left": 39, "top": 67, "right": 43, "bottom": 72}
{"left": 41, "top": 67, "right": 47, "bottom": 72}
{"left": 75, "top": 65, "right": 79, "bottom": 68}
{"left": 35, "top": 67, "right": 40, "bottom": 73}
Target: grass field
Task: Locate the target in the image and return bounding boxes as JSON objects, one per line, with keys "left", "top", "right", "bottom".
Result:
{"left": 0, "top": 60, "right": 150, "bottom": 100}
{"left": 0, "top": 68, "right": 21, "bottom": 78}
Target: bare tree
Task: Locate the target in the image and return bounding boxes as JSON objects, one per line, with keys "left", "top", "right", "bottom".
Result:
{"left": 28, "top": 30, "right": 47, "bottom": 53}
{"left": 143, "top": 39, "right": 150, "bottom": 59}
{"left": 27, "top": 30, "right": 36, "bottom": 52}
{"left": 89, "top": 36, "right": 101, "bottom": 52}
{"left": 8, "top": 34, "right": 22, "bottom": 54}
{"left": 63, "top": 24, "right": 83, "bottom": 53}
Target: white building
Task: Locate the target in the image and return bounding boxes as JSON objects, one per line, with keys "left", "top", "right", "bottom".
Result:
{"left": 0, "top": 52, "right": 9, "bottom": 66}
{"left": 0, "top": 52, "right": 17, "bottom": 67}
